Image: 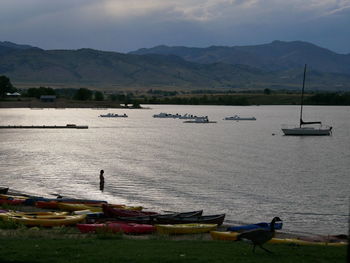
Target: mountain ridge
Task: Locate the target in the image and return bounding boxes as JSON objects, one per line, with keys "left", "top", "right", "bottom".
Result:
{"left": 1, "top": 40, "right": 350, "bottom": 91}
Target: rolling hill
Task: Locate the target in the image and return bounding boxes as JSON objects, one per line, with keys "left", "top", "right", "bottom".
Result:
{"left": 1, "top": 40, "right": 350, "bottom": 91}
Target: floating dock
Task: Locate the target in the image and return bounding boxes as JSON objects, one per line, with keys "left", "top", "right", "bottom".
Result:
{"left": 0, "top": 124, "right": 88, "bottom": 129}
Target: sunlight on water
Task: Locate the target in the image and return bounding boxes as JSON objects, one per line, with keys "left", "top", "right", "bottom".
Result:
{"left": 0, "top": 105, "right": 349, "bottom": 235}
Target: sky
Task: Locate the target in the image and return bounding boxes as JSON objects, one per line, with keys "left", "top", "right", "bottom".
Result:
{"left": 0, "top": 0, "right": 349, "bottom": 54}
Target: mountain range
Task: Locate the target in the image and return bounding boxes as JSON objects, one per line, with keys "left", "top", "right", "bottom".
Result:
{"left": 1, "top": 40, "right": 350, "bottom": 91}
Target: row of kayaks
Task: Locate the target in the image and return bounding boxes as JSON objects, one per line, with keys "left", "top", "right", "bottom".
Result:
{"left": 0, "top": 190, "right": 348, "bottom": 245}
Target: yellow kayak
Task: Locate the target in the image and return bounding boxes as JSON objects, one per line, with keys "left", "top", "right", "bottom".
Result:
{"left": 57, "top": 203, "right": 102, "bottom": 212}
{"left": 3, "top": 214, "right": 86, "bottom": 227}
{"left": 1, "top": 211, "right": 69, "bottom": 219}
{"left": 210, "top": 231, "right": 239, "bottom": 241}
{"left": 156, "top": 224, "right": 217, "bottom": 235}
{"left": 210, "top": 231, "right": 347, "bottom": 246}
{"left": 268, "top": 238, "right": 347, "bottom": 246}
{"left": 0, "top": 194, "right": 29, "bottom": 200}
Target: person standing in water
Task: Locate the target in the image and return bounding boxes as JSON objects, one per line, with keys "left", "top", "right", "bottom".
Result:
{"left": 99, "top": 170, "right": 105, "bottom": 191}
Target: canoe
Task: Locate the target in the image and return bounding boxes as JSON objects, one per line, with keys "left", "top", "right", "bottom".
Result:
{"left": 1, "top": 214, "right": 86, "bottom": 227}
{"left": 57, "top": 203, "right": 102, "bottom": 212}
{"left": 155, "top": 214, "right": 225, "bottom": 226}
{"left": 77, "top": 222, "right": 156, "bottom": 234}
{"left": 7, "top": 211, "right": 69, "bottom": 218}
{"left": 156, "top": 223, "right": 217, "bottom": 235}
{"left": 227, "top": 222, "right": 283, "bottom": 231}
{"left": 0, "top": 194, "right": 29, "bottom": 200}
{"left": 0, "top": 187, "right": 9, "bottom": 194}
{"left": 102, "top": 204, "right": 158, "bottom": 218}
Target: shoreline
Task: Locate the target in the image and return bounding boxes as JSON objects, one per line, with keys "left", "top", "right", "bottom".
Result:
{"left": 0, "top": 189, "right": 348, "bottom": 244}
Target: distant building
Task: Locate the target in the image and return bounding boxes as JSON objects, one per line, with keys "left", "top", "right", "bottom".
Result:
{"left": 40, "top": 95, "right": 56, "bottom": 102}
{"left": 6, "top": 92, "right": 21, "bottom": 97}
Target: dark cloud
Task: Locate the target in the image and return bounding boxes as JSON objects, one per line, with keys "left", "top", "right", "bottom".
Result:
{"left": 0, "top": 0, "right": 349, "bottom": 54}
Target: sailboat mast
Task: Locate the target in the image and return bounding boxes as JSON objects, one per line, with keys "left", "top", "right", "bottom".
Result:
{"left": 299, "top": 64, "right": 307, "bottom": 127}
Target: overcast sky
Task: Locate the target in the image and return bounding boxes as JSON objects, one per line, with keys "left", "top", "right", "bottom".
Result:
{"left": 1, "top": 0, "right": 349, "bottom": 54}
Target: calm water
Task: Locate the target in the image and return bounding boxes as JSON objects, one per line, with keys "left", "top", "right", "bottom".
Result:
{"left": 0, "top": 105, "right": 349, "bottom": 235}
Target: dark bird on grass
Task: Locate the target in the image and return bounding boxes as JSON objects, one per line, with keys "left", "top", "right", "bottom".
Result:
{"left": 236, "top": 217, "right": 282, "bottom": 253}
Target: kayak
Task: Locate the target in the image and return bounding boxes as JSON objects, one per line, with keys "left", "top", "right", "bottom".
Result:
{"left": 210, "top": 231, "right": 239, "bottom": 241}
{"left": 210, "top": 231, "right": 348, "bottom": 246}
{"left": 102, "top": 204, "right": 158, "bottom": 218}
{"left": 111, "top": 210, "right": 204, "bottom": 225}
{"left": 1, "top": 214, "right": 86, "bottom": 227}
{"left": 58, "top": 203, "right": 102, "bottom": 212}
{"left": 227, "top": 222, "right": 283, "bottom": 231}
{"left": 268, "top": 238, "right": 347, "bottom": 246}
{"left": 77, "top": 222, "right": 156, "bottom": 234}
{"left": 155, "top": 214, "right": 225, "bottom": 226}
{"left": 0, "top": 199, "right": 25, "bottom": 205}
{"left": 0, "top": 187, "right": 9, "bottom": 194}
{"left": 3, "top": 211, "right": 69, "bottom": 218}
{"left": 156, "top": 223, "right": 217, "bottom": 234}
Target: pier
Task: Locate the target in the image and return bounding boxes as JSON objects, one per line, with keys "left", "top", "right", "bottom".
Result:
{"left": 0, "top": 124, "right": 88, "bottom": 129}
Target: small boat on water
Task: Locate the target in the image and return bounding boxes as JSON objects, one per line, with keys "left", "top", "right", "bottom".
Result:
{"left": 156, "top": 223, "right": 217, "bottom": 235}
{"left": 77, "top": 222, "right": 156, "bottom": 234}
{"left": 227, "top": 221, "right": 283, "bottom": 231}
{"left": 183, "top": 116, "right": 217, "bottom": 124}
{"left": 281, "top": 64, "right": 332, "bottom": 136}
{"left": 153, "top": 112, "right": 181, "bottom": 118}
{"left": 99, "top": 113, "right": 128, "bottom": 118}
{"left": 224, "top": 115, "right": 256, "bottom": 121}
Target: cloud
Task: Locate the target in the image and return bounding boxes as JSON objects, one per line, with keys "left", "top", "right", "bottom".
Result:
{"left": 0, "top": 0, "right": 349, "bottom": 53}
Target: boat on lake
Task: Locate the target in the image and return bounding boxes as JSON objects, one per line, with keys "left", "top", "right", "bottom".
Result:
{"left": 183, "top": 116, "right": 217, "bottom": 123}
{"left": 99, "top": 113, "right": 128, "bottom": 118}
{"left": 281, "top": 64, "right": 332, "bottom": 136}
{"left": 153, "top": 112, "right": 181, "bottom": 118}
{"left": 224, "top": 115, "right": 256, "bottom": 121}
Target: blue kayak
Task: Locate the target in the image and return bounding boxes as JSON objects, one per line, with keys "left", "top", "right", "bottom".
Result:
{"left": 227, "top": 222, "right": 283, "bottom": 231}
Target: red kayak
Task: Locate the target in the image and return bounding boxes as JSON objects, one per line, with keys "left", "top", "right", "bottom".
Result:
{"left": 102, "top": 204, "right": 158, "bottom": 218}
{"left": 0, "top": 199, "right": 25, "bottom": 205}
{"left": 77, "top": 222, "right": 156, "bottom": 234}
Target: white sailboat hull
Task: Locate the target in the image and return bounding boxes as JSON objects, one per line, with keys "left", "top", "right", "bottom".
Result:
{"left": 282, "top": 126, "right": 332, "bottom": 136}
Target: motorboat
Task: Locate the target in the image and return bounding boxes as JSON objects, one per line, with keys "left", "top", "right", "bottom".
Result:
{"left": 183, "top": 116, "right": 217, "bottom": 123}
{"left": 153, "top": 112, "right": 181, "bottom": 118}
{"left": 99, "top": 113, "right": 128, "bottom": 118}
{"left": 224, "top": 115, "right": 256, "bottom": 121}
{"left": 178, "top": 113, "right": 197, "bottom": 120}
{"left": 281, "top": 64, "right": 332, "bottom": 136}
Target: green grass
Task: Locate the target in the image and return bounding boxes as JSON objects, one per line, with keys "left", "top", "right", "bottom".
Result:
{"left": 0, "top": 237, "right": 346, "bottom": 263}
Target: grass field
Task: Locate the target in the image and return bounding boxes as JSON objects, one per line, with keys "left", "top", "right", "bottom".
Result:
{"left": 0, "top": 235, "right": 346, "bottom": 263}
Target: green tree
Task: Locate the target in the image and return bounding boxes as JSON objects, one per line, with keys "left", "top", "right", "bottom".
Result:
{"left": 264, "top": 88, "right": 272, "bottom": 95}
{"left": 73, "top": 88, "right": 93, "bottom": 100}
{"left": 94, "top": 91, "right": 104, "bottom": 101}
{"left": 0, "top": 75, "right": 16, "bottom": 98}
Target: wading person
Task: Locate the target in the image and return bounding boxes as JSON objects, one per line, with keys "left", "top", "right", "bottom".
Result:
{"left": 99, "top": 170, "right": 105, "bottom": 191}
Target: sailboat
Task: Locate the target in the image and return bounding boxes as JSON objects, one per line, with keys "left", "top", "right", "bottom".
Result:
{"left": 281, "top": 64, "right": 332, "bottom": 136}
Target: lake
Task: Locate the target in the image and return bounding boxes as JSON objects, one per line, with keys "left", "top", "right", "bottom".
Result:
{"left": 0, "top": 105, "right": 349, "bottom": 235}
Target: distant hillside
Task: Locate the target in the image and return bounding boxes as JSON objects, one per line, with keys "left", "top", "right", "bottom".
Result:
{"left": 131, "top": 41, "right": 350, "bottom": 75}
{"left": 1, "top": 41, "right": 350, "bottom": 91}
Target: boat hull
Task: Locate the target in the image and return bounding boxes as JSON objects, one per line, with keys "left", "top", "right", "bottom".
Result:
{"left": 282, "top": 127, "right": 331, "bottom": 136}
